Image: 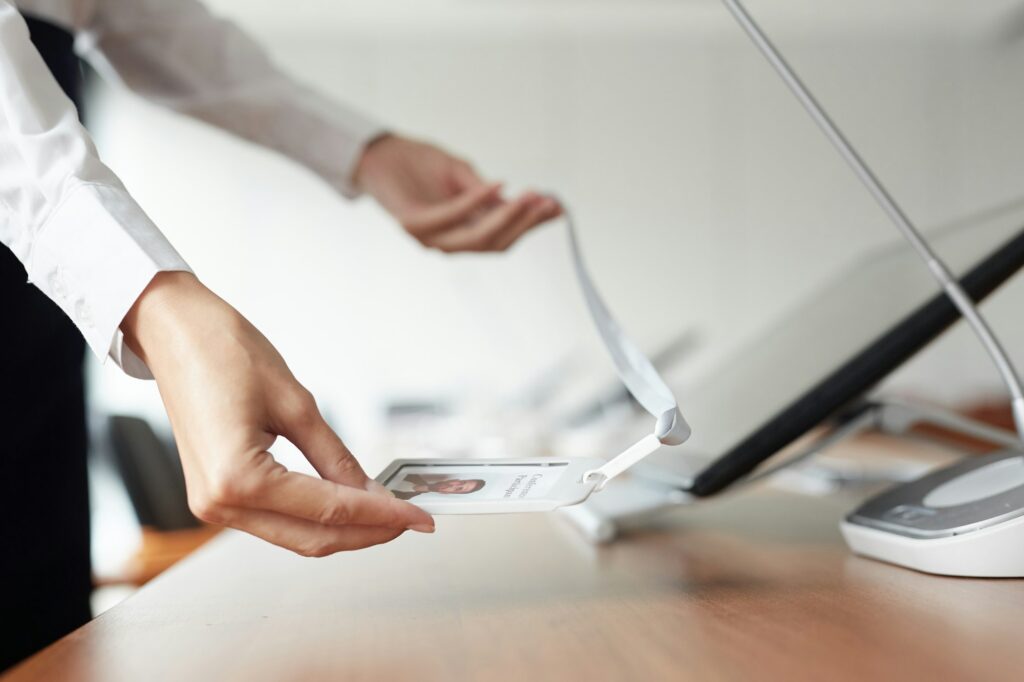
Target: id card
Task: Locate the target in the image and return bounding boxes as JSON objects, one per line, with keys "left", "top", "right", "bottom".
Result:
{"left": 376, "top": 458, "right": 603, "bottom": 514}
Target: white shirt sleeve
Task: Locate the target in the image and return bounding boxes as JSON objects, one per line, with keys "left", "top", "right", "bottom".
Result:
{"left": 4, "top": 0, "right": 386, "bottom": 379}
{"left": 80, "top": 0, "right": 386, "bottom": 198}
{"left": 0, "top": 1, "right": 191, "bottom": 379}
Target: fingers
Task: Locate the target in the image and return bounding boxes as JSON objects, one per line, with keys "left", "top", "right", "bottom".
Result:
{"left": 427, "top": 193, "right": 562, "bottom": 253}
{"left": 428, "top": 196, "right": 532, "bottom": 253}
{"left": 492, "top": 196, "right": 562, "bottom": 252}
{"left": 255, "top": 461, "right": 435, "bottom": 531}
{"left": 402, "top": 182, "right": 503, "bottom": 238}
{"left": 254, "top": 384, "right": 432, "bottom": 533}
{"left": 220, "top": 507, "right": 406, "bottom": 557}
{"left": 273, "top": 388, "right": 369, "bottom": 489}
{"left": 191, "top": 452, "right": 435, "bottom": 533}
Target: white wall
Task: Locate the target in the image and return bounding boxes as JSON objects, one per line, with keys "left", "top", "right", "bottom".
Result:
{"left": 86, "top": 0, "right": 1024, "bottom": 469}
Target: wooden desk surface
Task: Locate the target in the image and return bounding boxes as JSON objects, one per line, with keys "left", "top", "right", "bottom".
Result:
{"left": 7, "top": 464, "right": 1024, "bottom": 681}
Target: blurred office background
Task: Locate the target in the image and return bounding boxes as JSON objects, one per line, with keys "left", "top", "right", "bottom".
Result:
{"left": 81, "top": 0, "right": 1024, "bottom": 599}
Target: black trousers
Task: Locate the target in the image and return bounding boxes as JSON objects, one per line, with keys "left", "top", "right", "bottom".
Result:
{"left": 0, "top": 16, "right": 92, "bottom": 671}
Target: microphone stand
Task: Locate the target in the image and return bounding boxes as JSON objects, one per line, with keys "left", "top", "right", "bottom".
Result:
{"left": 562, "top": 3, "right": 1024, "bottom": 577}
{"left": 720, "top": 0, "right": 1024, "bottom": 445}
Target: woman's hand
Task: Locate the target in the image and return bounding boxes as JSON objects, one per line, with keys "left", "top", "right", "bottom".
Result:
{"left": 121, "top": 272, "right": 434, "bottom": 556}
{"left": 354, "top": 135, "right": 561, "bottom": 252}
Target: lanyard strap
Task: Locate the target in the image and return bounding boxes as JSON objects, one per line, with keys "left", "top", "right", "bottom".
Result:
{"left": 563, "top": 207, "right": 691, "bottom": 489}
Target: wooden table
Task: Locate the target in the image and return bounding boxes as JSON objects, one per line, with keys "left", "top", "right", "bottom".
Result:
{"left": 7, "top": 458, "right": 1024, "bottom": 681}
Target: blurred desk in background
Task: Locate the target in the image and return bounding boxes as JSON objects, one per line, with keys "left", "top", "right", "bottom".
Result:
{"left": 7, "top": 444, "right": 1024, "bottom": 682}
{"left": 105, "top": 526, "right": 221, "bottom": 587}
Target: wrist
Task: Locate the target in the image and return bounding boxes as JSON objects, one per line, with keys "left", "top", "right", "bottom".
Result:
{"left": 120, "top": 271, "right": 211, "bottom": 368}
{"left": 352, "top": 132, "right": 396, "bottom": 194}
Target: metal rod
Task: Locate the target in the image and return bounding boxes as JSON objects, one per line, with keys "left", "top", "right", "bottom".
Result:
{"left": 721, "top": 0, "right": 1024, "bottom": 445}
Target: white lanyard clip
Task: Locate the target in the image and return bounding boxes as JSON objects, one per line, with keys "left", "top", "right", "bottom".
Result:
{"left": 563, "top": 204, "right": 692, "bottom": 490}
{"left": 582, "top": 407, "right": 691, "bottom": 491}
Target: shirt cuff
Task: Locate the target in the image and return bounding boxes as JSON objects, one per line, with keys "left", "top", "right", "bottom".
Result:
{"left": 26, "top": 182, "right": 192, "bottom": 380}
{"left": 309, "top": 105, "right": 387, "bottom": 199}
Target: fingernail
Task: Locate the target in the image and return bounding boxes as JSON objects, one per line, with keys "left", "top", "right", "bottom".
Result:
{"left": 409, "top": 523, "right": 435, "bottom": 534}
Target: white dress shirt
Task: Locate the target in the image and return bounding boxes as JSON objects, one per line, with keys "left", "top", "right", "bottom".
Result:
{"left": 1, "top": 0, "right": 383, "bottom": 377}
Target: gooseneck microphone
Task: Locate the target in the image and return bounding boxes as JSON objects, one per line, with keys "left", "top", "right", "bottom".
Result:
{"left": 721, "top": 0, "right": 1024, "bottom": 445}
